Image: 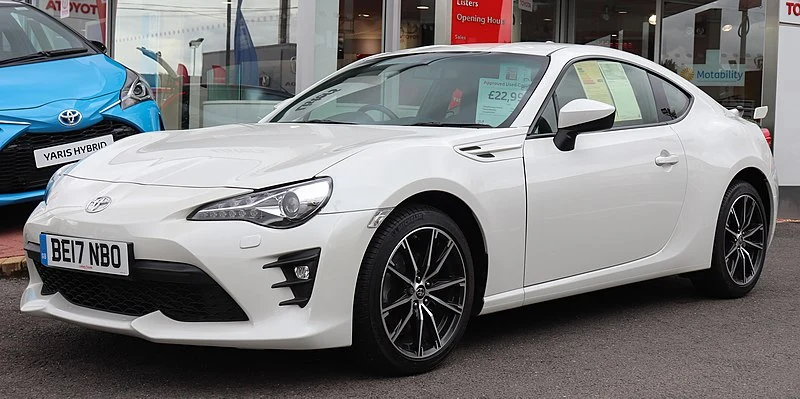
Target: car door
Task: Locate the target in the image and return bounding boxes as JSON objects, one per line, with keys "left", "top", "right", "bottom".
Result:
{"left": 523, "top": 59, "right": 688, "bottom": 286}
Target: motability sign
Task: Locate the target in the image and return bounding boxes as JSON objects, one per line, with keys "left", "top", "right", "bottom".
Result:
{"left": 451, "top": 0, "right": 513, "bottom": 44}
{"left": 685, "top": 50, "right": 745, "bottom": 87}
{"left": 693, "top": 69, "right": 744, "bottom": 84}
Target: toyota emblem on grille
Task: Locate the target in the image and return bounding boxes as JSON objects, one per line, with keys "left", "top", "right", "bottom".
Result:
{"left": 86, "top": 196, "right": 112, "bottom": 213}
{"left": 58, "top": 109, "right": 82, "bottom": 127}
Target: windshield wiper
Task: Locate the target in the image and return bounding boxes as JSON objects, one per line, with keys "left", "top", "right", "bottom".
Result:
{"left": 0, "top": 52, "right": 49, "bottom": 66}
{"left": 302, "top": 119, "right": 358, "bottom": 125}
{"left": 0, "top": 48, "right": 88, "bottom": 66}
{"left": 410, "top": 121, "right": 492, "bottom": 128}
{"left": 45, "top": 48, "right": 89, "bottom": 57}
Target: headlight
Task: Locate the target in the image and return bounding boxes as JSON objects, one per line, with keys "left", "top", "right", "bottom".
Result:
{"left": 120, "top": 68, "right": 154, "bottom": 110}
{"left": 188, "top": 178, "right": 333, "bottom": 229}
{"left": 44, "top": 162, "right": 78, "bottom": 203}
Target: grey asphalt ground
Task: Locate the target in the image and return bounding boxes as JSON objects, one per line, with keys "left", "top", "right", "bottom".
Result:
{"left": 1, "top": 224, "right": 798, "bottom": 398}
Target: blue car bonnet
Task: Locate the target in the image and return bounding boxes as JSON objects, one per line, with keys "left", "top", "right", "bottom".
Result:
{"left": 0, "top": 54, "right": 126, "bottom": 111}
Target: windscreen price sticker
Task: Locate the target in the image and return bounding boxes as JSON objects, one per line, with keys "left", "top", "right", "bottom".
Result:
{"left": 476, "top": 78, "right": 528, "bottom": 126}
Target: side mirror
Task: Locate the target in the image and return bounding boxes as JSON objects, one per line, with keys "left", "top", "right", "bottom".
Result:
{"left": 90, "top": 40, "right": 107, "bottom": 54}
{"left": 553, "top": 99, "right": 616, "bottom": 151}
{"left": 753, "top": 106, "right": 769, "bottom": 120}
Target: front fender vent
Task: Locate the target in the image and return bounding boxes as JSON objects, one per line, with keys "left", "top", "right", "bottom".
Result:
{"left": 455, "top": 136, "right": 524, "bottom": 162}
{"left": 263, "top": 248, "right": 321, "bottom": 308}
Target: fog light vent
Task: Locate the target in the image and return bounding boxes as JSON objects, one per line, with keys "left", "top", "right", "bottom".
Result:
{"left": 263, "top": 248, "right": 321, "bottom": 308}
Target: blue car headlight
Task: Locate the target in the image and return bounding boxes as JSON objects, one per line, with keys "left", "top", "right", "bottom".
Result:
{"left": 44, "top": 163, "right": 78, "bottom": 203}
{"left": 188, "top": 178, "right": 333, "bottom": 229}
{"left": 120, "top": 68, "right": 154, "bottom": 110}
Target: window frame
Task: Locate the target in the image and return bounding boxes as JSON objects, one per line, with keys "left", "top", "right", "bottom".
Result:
{"left": 527, "top": 55, "right": 695, "bottom": 139}
{"left": 648, "top": 73, "right": 692, "bottom": 123}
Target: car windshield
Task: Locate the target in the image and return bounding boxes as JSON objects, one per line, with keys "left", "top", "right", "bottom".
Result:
{"left": 0, "top": 4, "right": 94, "bottom": 67}
{"left": 272, "top": 52, "right": 549, "bottom": 128}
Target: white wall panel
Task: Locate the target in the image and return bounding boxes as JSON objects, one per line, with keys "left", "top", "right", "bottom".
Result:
{"left": 773, "top": 24, "right": 800, "bottom": 185}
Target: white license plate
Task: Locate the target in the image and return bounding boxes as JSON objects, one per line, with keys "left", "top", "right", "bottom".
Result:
{"left": 33, "top": 134, "right": 114, "bottom": 168}
{"left": 39, "top": 234, "right": 130, "bottom": 276}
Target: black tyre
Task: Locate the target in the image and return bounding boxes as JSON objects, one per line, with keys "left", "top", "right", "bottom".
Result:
{"left": 353, "top": 205, "right": 475, "bottom": 375}
{"left": 691, "top": 180, "right": 768, "bottom": 298}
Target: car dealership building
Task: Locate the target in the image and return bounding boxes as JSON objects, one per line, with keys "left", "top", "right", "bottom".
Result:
{"left": 19, "top": 0, "right": 800, "bottom": 217}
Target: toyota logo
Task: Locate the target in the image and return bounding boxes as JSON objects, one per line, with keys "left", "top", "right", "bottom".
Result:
{"left": 85, "top": 196, "right": 112, "bottom": 213}
{"left": 58, "top": 109, "right": 82, "bottom": 127}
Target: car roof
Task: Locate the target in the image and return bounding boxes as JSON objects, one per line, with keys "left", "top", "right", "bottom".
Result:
{"left": 393, "top": 42, "right": 661, "bottom": 64}
{"left": 395, "top": 42, "right": 571, "bottom": 57}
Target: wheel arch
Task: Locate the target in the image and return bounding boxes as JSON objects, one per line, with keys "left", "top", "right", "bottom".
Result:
{"left": 730, "top": 166, "right": 773, "bottom": 228}
{"left": 394, "top": 190, "right": 489, "bottom": 316}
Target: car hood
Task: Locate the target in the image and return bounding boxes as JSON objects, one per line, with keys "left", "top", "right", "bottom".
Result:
{"left": 68, "top": 123, "right": 431, "bottom": 189}
{"left": 0, "top": 54, "right": 125, "bottom": 111}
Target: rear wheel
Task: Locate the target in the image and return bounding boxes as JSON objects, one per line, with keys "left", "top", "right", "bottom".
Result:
{"left": 692, "top": 181, "right": 768, "bottom": 298}
{"left": 353, "top": 205, "right": 474, "bottom": 375}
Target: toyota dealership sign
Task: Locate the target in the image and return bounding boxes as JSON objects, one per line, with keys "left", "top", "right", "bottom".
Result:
{"left": 785, "top": 2, "right": 800, "bottom": 25}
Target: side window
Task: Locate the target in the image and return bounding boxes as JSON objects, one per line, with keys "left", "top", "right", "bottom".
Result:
{"left": 649, "top": 74, "right": 691, "bottom": 121}
{"left": 533, "top": 60, "right": 661, "bottom": 134}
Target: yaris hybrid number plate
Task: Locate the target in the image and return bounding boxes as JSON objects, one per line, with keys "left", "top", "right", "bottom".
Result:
{"left": 33, "top": 135, "right": 115, "bottom": 169}
{"left": 39, "top": 234, "right": 130, "bottom": 276}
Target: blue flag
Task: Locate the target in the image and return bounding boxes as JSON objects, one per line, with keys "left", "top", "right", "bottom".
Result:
{"left": 234, "top": 0, "right": 259, "bottom": 87}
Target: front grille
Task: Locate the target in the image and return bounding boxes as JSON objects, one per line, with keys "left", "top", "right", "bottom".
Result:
{"left": 0, "top": 120, "right": 140, "bottom": 194}
{"left": 33, "top": 258, "right": 248, "bottom": 323}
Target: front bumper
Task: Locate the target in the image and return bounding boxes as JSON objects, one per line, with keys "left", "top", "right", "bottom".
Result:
{"left": 21, "top": 178, "right": 376, "bottom": 349}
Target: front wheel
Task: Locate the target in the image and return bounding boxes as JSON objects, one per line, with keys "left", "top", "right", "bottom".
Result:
{"left": 353, "top": 205, "right": 474, "bottom": 375}
{"left": 692, "top": 181, "right": 768, "bottom": 298}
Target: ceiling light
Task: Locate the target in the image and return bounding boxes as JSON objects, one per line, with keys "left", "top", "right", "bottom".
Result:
{"left": 722, "top": 24, "right": 733, "bottom": 32}
{"left": 358, "top": 13, "right": 370, "bottom": 18}
{"left": 618, "top": 10, "right": 628, "bottom": 14}
{"left": 648, "top": 14, "right": 657, "bottom": 25}
{"left": 543, "top": 18, "right": 553, "bottom": 22}
{"left": 417, "top": 5, "right": 430, "bottom": 10}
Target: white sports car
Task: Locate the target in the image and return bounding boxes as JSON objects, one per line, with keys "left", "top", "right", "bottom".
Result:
{"left": 21, "top": 43, "right": 777, "bottom": 375}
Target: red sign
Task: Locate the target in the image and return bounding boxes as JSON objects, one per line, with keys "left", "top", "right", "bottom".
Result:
{"left": 451, "top": 0, "right": 513, "bottom": 45}
{"left": 784, "top": 1, "right": 800, "bottom": 24}
{"left": 45, "top": 0, "right": 101, "bottom": 16}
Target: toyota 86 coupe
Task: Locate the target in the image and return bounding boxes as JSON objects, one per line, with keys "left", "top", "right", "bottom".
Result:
{"left": 21, "top": 43, "right": 777, "bottom": 375}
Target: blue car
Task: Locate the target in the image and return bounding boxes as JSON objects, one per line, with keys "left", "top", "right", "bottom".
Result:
{"left": 0, "top": 0, "right": 162, "bottom": 206}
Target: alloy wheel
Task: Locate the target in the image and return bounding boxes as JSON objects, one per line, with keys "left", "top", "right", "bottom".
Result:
{"left": 723, "top": 194, "right": 766, "bottom": 286}
{"left": 379, "top": 227, "right": 467, "bottom": 359}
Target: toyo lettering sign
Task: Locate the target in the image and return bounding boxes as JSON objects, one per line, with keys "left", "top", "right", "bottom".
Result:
{"left": 784, "top": 2, "right": 800, "bottom": 25}
{"left": 45, "top": 0, "right": 102, "bottom": 16}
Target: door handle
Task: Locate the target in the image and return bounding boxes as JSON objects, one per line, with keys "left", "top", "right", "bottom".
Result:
{"left": 655, "top": 151, "right": 679, "bottom": 166}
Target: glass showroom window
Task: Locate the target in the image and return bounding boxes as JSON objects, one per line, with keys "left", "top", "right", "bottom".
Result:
{"left": 114, "top": 0, "right": 298, "bottom": 129}
{"left": 515, "top": 0, "right": 557, "bottom": 42}
{"left": 400, "top": 0, "right": 435, "bottom": 50}
{"left": 572, "top": 0, "right": 658, "bottom": 60}
{"left": 339, "top": 0, "right": 383, "bottom": 70}
{"left": 660, "top": 0, "right": 765, "bottom": 118}
{"left": 29, "top": 0, "right": 108, "bottom": 44}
